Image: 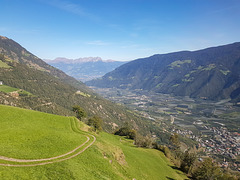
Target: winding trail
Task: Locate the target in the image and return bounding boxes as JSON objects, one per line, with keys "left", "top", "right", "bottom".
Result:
{"left": 0, "top": 136, "right": 90, "bottom": 163}
{"left": 0, "top": 118, "right": 96, "bottom": 167}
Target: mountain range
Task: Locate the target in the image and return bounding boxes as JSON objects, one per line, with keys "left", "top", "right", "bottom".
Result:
{"left": 45, "top": 57, "right": 126, "bottom": 82}
{"left": 87, "top": 42, "right": 240, "bottom": 102}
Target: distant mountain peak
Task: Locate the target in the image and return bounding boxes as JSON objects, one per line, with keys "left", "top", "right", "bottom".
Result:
{"left": 45, "top": 57, "right": 127, "bottom": 82}
{"left": 44, "top": 57, "right": 117, "bottom": 64}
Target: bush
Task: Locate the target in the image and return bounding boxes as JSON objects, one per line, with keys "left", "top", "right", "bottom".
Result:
{"left": 87, "top": 116, "right": 103, "bottom": 132}
{"left": 162, "top": 146, "right": 171, "bottom": 159}
{"left": 180, "top": 150, "right": 196, "bottom": 174}
{"left": 114, "top": 123, "right": 136, "bottom": 140}
{"left": 128, "top": 129, "right": 137, "bottom": 139}
{"left": 191, "top": 158, "right": 232, "bottom": 180}
{"left": 134, "top": 134, "right": 154, "bottom": 148}
{"left": 72, "top": 105, "right": 87, "bottom": 120}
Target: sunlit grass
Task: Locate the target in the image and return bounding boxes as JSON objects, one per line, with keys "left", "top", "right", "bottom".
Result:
{"left": 0, "top": 105, "right": 86, "bottom": 159}
{"left": 0, "top": 85, "right": 18, "bottom": 93}
{"left": 0, "top": 105, "right": 187, "bottom": 179}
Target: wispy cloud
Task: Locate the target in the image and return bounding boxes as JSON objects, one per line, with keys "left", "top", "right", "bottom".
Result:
{"left": 86, "top": 40, "right": 110, "bottom": 46}
{"left": 39, "top": 0, "right": 99, "bottom": 21}
{"left": 209, "top": 5, "right": 240, "bottom": 15}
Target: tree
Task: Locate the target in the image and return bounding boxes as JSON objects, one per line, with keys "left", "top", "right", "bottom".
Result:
{"left": 0, "top": 54, "right": 4, "bottom": 61}
{"left": 170, "top": 133, "right": 182, "bottom": 160}
{"left": 114, "top": 126, "right": 130, "bottom": 136}
{"left": 128, "top": 129, "right": 137, "bottom": 140}
{"left": 170, "top": 133, "right": 180, "bottom": 149}
{"left": 180, "top": 150, "right": 196, "bottom": 174}
{"left": 72, "top": 105, "right": 87, "bottom": 120}
{"left": 114, "top": 122, "right": 136, "bottom": 140}
{"left": 134, "top": 134, "right": 154, "bottom": 148}
{"left": 192, "top": 158, "right": 240, "bottom": 180}
{"left": 192, "top": 158, "right": 222, "bottom": 180}
{"left": 87, "top": 116, "right": 103, "bottom": 131}
{"left": 162, "top": 146, "right": 171, "bottom": 159}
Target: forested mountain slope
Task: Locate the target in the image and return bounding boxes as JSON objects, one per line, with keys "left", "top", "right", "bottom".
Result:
{"left": 87, "top": 42, "right": 240, "bottom": 102}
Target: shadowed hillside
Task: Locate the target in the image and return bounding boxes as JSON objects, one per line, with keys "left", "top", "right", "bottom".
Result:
{"left": 87, "top": 42, "right": 240, "bottom": 102}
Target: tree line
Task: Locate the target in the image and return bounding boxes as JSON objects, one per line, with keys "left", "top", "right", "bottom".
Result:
{"left": 113, "top": 123, "right": 240, "bottom": 180}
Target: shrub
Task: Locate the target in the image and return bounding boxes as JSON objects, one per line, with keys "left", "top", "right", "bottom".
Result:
{"left": 72, "top": 105, "right": 87, "bottom": 120}
{"left": 162, "top": 146, "right": 171, "bottom": 159}
{"left": 87, "top": 116, "right": 103, "bottom": 132}
{"left": 134, "top": 134, "right": 154, "bottom": 148}
{"left": 114, "top": 123, "right": 136, "bottom": 140}
{"left": 180, "top": 150, "right": 196, "bottom": 174}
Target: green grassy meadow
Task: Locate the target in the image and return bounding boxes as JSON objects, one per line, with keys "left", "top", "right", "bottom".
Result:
{"left": 0, "top": 105, "right": 187, "bottom": 179}
{"left": 0, "top": 105, "right": 87, "bottom": 160}
{"left": 0, "top": 85, "right": 33, "bottom": 96}
{"left": 0, "top": 60, "right": 11, "bottom": 68}
{"left": 0, "top": 85, "right": 18, "bottom": 93}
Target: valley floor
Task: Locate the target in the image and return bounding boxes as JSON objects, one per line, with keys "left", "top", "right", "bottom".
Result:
{"left": 89, "top": 87, "right": 240, "bottom": 171}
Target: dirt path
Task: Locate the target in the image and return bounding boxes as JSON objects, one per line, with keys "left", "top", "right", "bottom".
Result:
{"left": 0, "top": 136, "right": 90, "bottom": 162}
{"left": 0, "top": 118, "right": 96, "bottom": 167}
{"left": 0, "top": 135, "right": 96, "bottom": 167}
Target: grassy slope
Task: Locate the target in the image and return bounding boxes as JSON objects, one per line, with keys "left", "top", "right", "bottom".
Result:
{"left": 0, "top": 105, "right": 86, "bottom": 159}
{"left": 0, "top": 85, "right": 18, "bottom": 93}
{"left": 0, "top": 105, "right": 187, "bottom": 180}
{"left": 0, "top": 60, "right": 11, "bottom": 68}
{"left": 0, "top": 85, "right": 32, "bottom": 97}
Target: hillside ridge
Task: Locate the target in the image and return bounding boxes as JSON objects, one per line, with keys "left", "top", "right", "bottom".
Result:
{"left": 87, "top": 42, "right": 240, "bottom": 102}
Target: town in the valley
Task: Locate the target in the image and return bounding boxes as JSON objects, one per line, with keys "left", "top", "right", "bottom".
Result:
{"left": 90, "top": 87, "right": 240, "bottom": 171}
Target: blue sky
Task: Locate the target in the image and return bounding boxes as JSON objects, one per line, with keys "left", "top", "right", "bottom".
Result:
{"left": 1, "top": 0, "right": 240, "bottom": 61}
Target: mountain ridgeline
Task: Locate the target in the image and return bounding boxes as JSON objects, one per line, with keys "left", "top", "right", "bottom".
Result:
{"left": 87, "top": 42, "right": 240, "bottom": 102}
{"left": 45, "top": 57, "right": 126, "bottom": 82}
{"left": 0, "top": 36, "right": 149, "bottom": 132}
